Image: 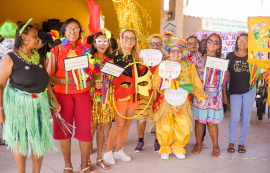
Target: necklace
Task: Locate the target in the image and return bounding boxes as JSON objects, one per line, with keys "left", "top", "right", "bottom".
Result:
{"left": 61, "top": 37, "right": 90, "bottom": 56}
{"left": 92, "top": 53, "right": 110, "bottom": 102}
{"left": 18, "top": 49, "right": 40, "bottom": 65}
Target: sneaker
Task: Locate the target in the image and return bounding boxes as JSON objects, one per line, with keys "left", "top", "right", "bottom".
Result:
{"left": 201, "top": 141, "right": 209, "bottom": 148}
{"left": 114, "top": 149, "right": 131, "bottom": 161}
{"left": 135, "top": 141, "right": 144, "bottom": 152}
{"left": 150, "top": 128, "right": 156, "bottom": 136}
{"left": 161, "top": 154, "right": 169, "bottom": 160}
{"left": 104, "top": 150, "right": 115, "bottom": 165}
{"left": 173, "top": 152, "right": 185, "bottom": 159}
{"left": 154, "top": 141, "right": 160, "bottom": 152}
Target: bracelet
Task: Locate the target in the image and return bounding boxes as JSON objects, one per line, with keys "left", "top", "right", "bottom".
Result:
{"left": 0, "top": 107, "right": 4, "bottom": 111}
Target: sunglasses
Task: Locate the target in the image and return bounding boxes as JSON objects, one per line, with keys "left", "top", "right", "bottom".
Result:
{"left": 95, "top": 39, "right": 109, "bottom": 45}
{"left": 207, "top": 39, "right": 219, "bottom": 45}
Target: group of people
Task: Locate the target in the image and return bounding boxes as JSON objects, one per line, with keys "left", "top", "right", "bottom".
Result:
{"left": 0, "top": 18, "right": 256, "bottom": 173}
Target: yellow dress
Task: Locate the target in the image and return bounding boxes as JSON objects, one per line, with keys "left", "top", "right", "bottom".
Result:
{"left": 152, "top": 60, "right": 208, "bottom": 155}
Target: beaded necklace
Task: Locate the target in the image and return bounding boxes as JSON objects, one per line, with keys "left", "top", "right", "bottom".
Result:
{"left": 18, "top": 49, "right": 40, "bottom": 65}
{"left": 92, "top": 53, "right": 110, "bottom": 102}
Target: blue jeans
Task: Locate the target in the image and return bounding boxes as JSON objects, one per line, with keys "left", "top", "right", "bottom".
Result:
{"left": 229, "top": 87, "right": 256, "bottom": 145}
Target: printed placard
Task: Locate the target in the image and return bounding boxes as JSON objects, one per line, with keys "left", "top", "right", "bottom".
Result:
{"left": 165, "top": 88, "right": 188, "bottom": 106}
{"left": 139, "top": 49, "right": 163, "bottom": 66}
{"left": 205, "top": 56, "right": 229, "bottom": 71}
{"left": 64, "top": 55, "right": 89, "bottom": 71}
{"left": 158, "top": 61, "right": 181, "bottom": 79}
{"left": 100, "top": 62, "right": 125, "bottom": 78}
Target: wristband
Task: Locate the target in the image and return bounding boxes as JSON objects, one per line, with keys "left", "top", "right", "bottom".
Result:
{"left": 0, "top": 107, "right": 4, "bottom": 111}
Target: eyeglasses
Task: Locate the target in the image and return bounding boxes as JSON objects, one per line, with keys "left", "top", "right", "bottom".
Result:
{"left": 238, "top": 39, "right": 248, "bottom": 44}
{"left": 207, "top": 39, "right": 219, "bottom": 45}
{"left": 187, "top": 41, "right": 198, "bottom": 46}
{"left": 96, "top": 39, "right": 109, "bottom": 45}
{"left": 66, "top": 27, "right": 80, "bottom": 33}
{"left": 170, "top": 49, "right": 182, "bottom": 54}
{"left": 149, "top": 42, "right": 162, "bottom": 47}
{"left": 122, "top": 36, "right": 136, "bottom": 42}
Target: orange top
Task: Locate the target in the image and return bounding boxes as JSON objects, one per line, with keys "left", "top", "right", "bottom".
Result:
{"left": 50, "top": 45, "right": 91, "bottom": 94}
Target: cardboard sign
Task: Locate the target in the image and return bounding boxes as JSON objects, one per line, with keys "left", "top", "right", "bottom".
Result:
{"left": 248, "top": 17, "right": 270, "bottom": 60}
{"left": 165, "top": 88, "right": 188, "bottom": 106}
{"left": 139, "top": 49, "right": 163, "bottom": 66}
{"left": 158, "top": 61, "right": 181, "bottom": 79}
{"left": 100, "top": 62, "right": 125, "bottom": 78}
{"left": 205, "top": 56, "right": 229, "bottom": 71}
{"left": 64, "top": 55, "right": 89, "bottom": 71}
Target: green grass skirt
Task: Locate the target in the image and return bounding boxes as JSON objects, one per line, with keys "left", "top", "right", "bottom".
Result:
{"left": 3, "top": 86, "right": 57, "bottom": 157}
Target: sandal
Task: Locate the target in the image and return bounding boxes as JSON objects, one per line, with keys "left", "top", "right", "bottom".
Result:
{"left": 238, "top": 145, "right": 246, "bottom": 153}
{"left": 96, "top": 158, "right": 111, "bottom": 170}
{"left": 80, "top": 166, "right": 98, "bottom": 173}
{"left": 0, "top": 138, "right": 5, "bottom": 145}
{"left": 192, "top": 145, "right": 202, "bottom": 154}
{"left": 227, "top": 143, "right": 235, "bottom": 153}
{"left": 211, "top": 147, "right": 220, "bottom": 157}
{"left": 63, "top": 167, "right": 73, "bottom": 173}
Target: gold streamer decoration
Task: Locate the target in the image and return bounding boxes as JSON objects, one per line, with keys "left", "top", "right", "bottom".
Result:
{"left": 112, "top": 0, "right": 152, "bottom": 49}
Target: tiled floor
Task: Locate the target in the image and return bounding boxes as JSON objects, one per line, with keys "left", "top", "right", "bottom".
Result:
{"left": 0, "top": 104, "right": 269, "bottom": 173}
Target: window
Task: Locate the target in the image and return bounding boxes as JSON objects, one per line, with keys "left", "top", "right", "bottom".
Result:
{"left": 164, "top": 0, "right": 170, "bottom": 11}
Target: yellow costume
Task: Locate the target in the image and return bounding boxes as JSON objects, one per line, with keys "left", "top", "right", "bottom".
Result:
{"left": 152, "top": 60, "right": 207, "bottom": 155}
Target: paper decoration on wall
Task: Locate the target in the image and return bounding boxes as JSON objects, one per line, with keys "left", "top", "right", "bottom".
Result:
{"left": 247, "top": 16, "right": 270, "bottom": 105}
{"left": 139, "top": 49, "right": 162, "bottom": 67}
{"left": 203, "top": 56, "right": 229, "bottom": 91}
{"left": 165, "top": 88, "right": 188, "bottom": 106}
{"left": 158, "top": 61, "right": 181, "bottom": 79}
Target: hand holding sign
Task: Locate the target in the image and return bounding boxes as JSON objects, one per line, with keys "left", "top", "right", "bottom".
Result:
{"left": 139, "top": 49, "right": 162, "bottom": 67}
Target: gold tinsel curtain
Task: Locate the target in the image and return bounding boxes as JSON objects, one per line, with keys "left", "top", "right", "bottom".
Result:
{"left": 112, "top": 0, "right": 152, "bottom": 49}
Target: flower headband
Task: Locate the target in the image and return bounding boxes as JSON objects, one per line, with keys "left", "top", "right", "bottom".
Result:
{"left": 162, "top": 30, "right": 174, "bottom": 37}
{"left": 19, "top": 18, "right": 33, "bottom": 36}
{"left": 148, "top": 34, "right": 164, "bottom": 43}
{"left": 236, "top": 31, "right": 248, "bottom": 38}
{"left": 100, "top": 28, "right": 112, "bottom": 39}
{"left": 119, "top": 29, "right": 127, "bottom": 38}
{"left": 208, "top": 32, "right": 222, "bottom": 40}
{"left": 186, "top": 34, "right": 199, "bottom": 41}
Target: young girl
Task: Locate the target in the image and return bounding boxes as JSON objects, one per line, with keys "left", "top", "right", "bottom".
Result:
{"left": 89, "top": 30, "right": 114, "bottom": 170}
{"left": 152, "top": 37, "right": 208, "bottom": 160}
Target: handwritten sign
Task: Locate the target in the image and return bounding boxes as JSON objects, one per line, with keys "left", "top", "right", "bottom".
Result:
{"left": 101, "top": 62, "right": 125, "bottom": 78}
{"left": 165, "top": 88, "right": 188, "bottom": 106}
{"left": 64, "top": 55, "right": 89, "bottom": 71}
{"left": 139, "top": 49, "right": 163, "bottom": 66}
{"left": 205, "top": 56, "right": 229, "bottom": 71}
{"left": 158, "top": 61, "right": 181, "bottom": 79}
